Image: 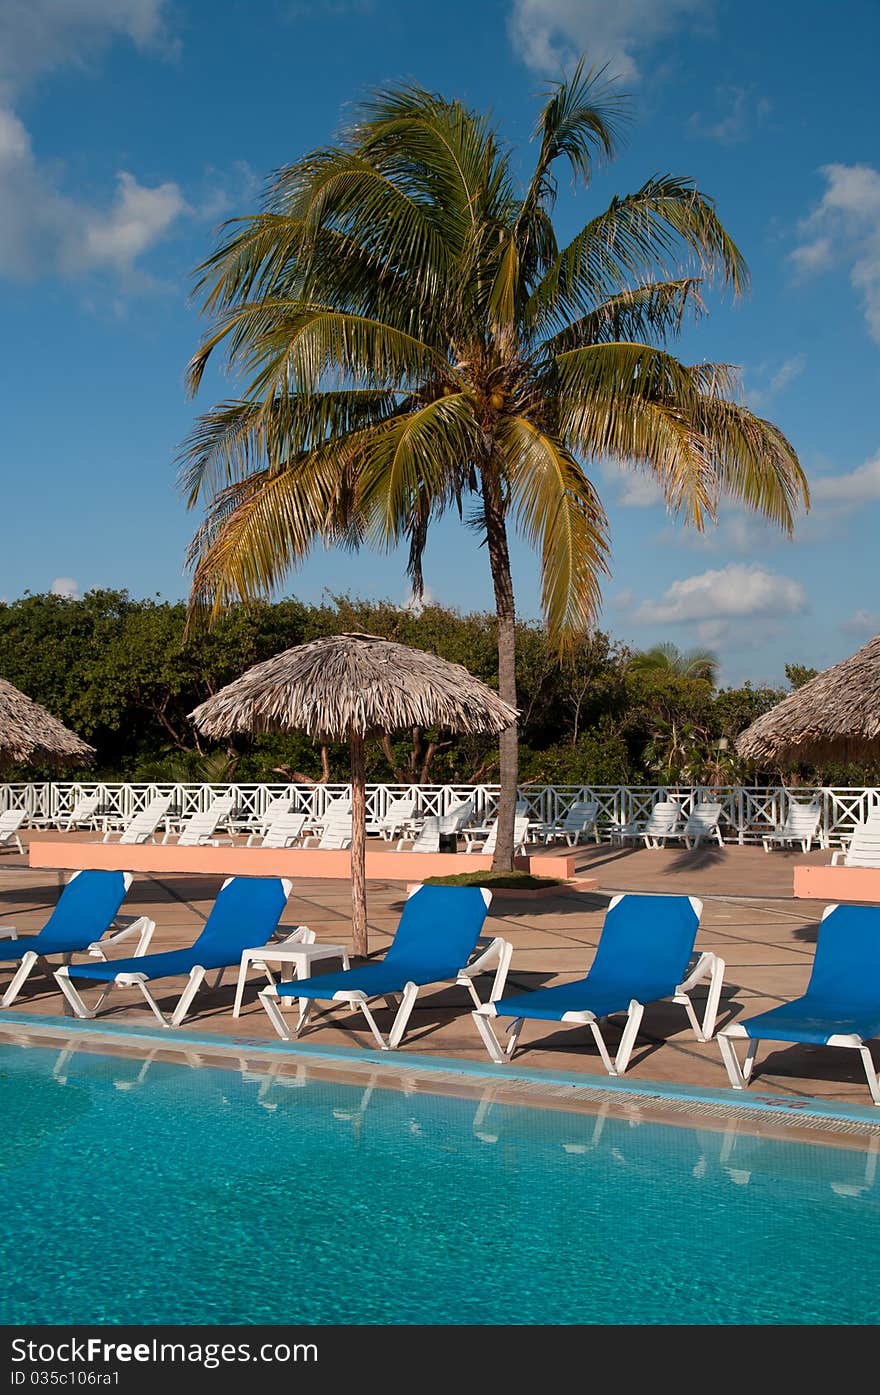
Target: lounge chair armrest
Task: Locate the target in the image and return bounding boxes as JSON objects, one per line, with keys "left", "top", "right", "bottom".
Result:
{"left": 675, "top": 952, "right": 726, "bottom": 1040}
{"left": 271, "top": 924, "right": 315, "bottom": 946}
{"left": 676, "top": 951, "right": 718, "bottom": 994}
{"left": 0, "top": 926, "right": 18, "bottom": 940}
{"left": 460, "top": 935, "right": 514, "bottom": 1003}
{"left": 88, "top": 915, "right": 156, "bottom": 958}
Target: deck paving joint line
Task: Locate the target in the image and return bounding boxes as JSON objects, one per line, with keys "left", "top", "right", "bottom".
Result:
{"left": 2, "top": 1010, "right": 880, "bottom": 1136}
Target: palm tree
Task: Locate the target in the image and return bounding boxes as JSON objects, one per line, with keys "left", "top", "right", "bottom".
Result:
{"left": 180, "top": 62, "right": 808, "bottom": 871}
{"left": 629, "top": 642, "right": 719, "bottom": 683}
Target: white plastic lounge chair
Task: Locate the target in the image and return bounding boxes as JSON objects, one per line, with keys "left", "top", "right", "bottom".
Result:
{"left": 301, "top": 808, "right": 352, "bottom": 849}
{"left": 259, "top": 883, "right": 512, "bottom": 1050}
{"left": 254, "top": 793, "right": 293, "bottom": 836}
{"left": 55, "top": 875, "right": 292, "bottom": 1028}
{"left": 398, "top": 798, "right": 475, "bottom": 850}
{"left": 473, "top": 893, "right": 723, "bottom": 1075}
{"left": 657, "top": 801, "right": 724, "bottom": 849}
{"left": 302, "top": 794, "right": 351, "bottom": 838}
{"left": 609, "top": 799, "right": 680, "bottom": 846}
{"left": 162, "top": 795, "right": 234, "bottom": 847}
{"left": 718, "top": 904, "right": 880, "bottom": 1105}
{"left": 542, "top": 799, "right": 599, "bottom": 846}
{"left": 463, "top": 814, "right": 529, "bottom": 855}
{"left": 29, "top": 793, "right": 102, "bottom": 831}
{"left": 103, "top": 795, "right": 172, "bottom": 845}
{"left": 0, "top": 811, "right": 25, "bottom": 855}
{"left": 63, "top": 793, "right": 102, "bottom": 830}
{"left": 0, "top": 870, "right": 153, "bottom": 1008}
{"left": 367, "top": 797, "right": 417, "bottom": 841}
{"left": 830, "top": 822, "right": 880, "bottom": 867}
{"left": 396, "top": 815, "right": 441, "bottom": 852}
{"left": 440, "top": 798, "right": 475, "bottom": 834}
{"left": 762, "top": 800, "right": 822, "bottom": 853}
{"left": 246, "top": 811, "right": 307, "bottom": 848}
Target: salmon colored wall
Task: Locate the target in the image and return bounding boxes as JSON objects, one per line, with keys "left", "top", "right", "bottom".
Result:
{"left": 793, "top": 865, "right": 880, "bottom": 904}
{"left": 28, "top": 840, "right": 580, "bottom": 883}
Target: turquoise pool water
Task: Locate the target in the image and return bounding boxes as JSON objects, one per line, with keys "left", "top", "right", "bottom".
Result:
{"left": 2, "top": 1039, "right": 879, "bottom": 1325}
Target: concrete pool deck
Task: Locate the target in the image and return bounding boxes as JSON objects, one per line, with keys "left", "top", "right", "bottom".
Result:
{"left": 1, "top": 833, "right": 876, "bottom": 1111}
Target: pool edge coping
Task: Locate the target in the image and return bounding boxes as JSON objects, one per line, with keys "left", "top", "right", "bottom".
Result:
{"left": 3, "top": 1009, "right": 880, "bottom": 1133}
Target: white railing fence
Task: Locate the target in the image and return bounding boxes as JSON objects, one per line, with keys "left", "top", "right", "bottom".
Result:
{"left": 1, "top": 782, "right": 877, "bottom": 846}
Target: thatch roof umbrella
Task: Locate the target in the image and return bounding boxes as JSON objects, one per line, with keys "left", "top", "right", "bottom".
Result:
{"left": 737, "top": 634, "right": 880, "bottom": 768}
{"left": 189, "top": 633, "right": 517, "bottom": 955}
{"left": 0, "top": 678, "right": 95, "bottom": 770}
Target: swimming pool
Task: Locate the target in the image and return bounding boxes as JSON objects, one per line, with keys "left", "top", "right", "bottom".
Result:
{"left": 2, "top": 1038, "right": 879, "bottom": 1325}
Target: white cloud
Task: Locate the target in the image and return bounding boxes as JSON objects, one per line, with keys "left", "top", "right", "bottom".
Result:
{"left": 634, "top": 562, "right": 806, "bottom": 625}
{"left": 811, "top": 450, "right": 880, "bottom": 505}
{"left": 689, "top": 85, "right": 771, "bottom": 145}
{"left": 0, "top": 0, "right": 182, "bottom": 284}
{"left": 0, "top": 116, "right": 185, "bottom": 279}
{"left": 841, "top": 608, "right": 880, "bottom": 638}
{"left": 791, "top": 164, "right": 880, "bottom": 342}
{"left": 748, "top": 352, "right": 806, "bottom": 409}
{"left": 507, "top": 0, "right": 710, "bottom": 79}
{"left": 50, "top": 577, "right": 80, "bottom": 600}
{"left": 80, "top": 172, "right": 185, "bottom": 272}
{"left": 0, "top": 0, "right": 171, "bottom": 100}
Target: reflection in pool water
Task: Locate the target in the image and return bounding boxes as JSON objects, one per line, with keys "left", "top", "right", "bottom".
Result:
{"left": 2, "top": 1037, "right": 879, "bottom": 1325}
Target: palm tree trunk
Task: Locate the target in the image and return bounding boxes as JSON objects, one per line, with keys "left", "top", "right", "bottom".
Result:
{"left": 349, "top": 732, "right": 368, "bottom": 957}
{"left": 482, "top": 468, "right": 518, "bottom": 873}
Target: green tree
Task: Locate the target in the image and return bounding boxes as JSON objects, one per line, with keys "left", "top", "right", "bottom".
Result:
{"left": 180, "top": 63, "right": 808, "bottom": 868}
{"left": 629, "top": 641, "right": 719, "bottom": 683}
{"left": 785, "top": 662, "right": 818, "bottom": 689}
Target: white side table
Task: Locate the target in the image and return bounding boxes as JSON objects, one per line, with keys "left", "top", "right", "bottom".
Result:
{"left": 233, "top": 939, "right": 350, "bottom": 1018}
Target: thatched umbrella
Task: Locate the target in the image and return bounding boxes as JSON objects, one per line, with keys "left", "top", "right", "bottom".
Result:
{"left": 189, "top": 633, "right": 517, "bottom": 955}
{"left": 737, "top": 634, "right": 880, "bottom": 767}
{"left": 0, "top": 678, "right": 95, "bottom": 769}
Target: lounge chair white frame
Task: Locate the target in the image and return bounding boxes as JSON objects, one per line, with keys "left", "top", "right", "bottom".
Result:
{"left": 651, "top": 801, "right": 723, "bottom": 849}
{"left": 246, "top": 811, "right": 307, "bottom": 848}
{"left": 396, "top": 815, "right": 441, "bottom": 852}
{"left": 830, "top": 823, "right": 880, "bottom": 868}
{"left": 609, "top": 799, "right": 681, "bottom": 846}
{"left": 0, "top": 871, "right": 154, "bottom": 1008}
{"left": 55, "top": 875, "right": 294, "bottom": 1029}
{"left": 162, "top": 796, "right": 234, "bottom": 847}
{"left": 259, "top": 886, "right": 513, "bottom": 1051}
{"left": 397, "top": 799, "right": 475, "bottom": 850}
{"left": 103, "top": 795, "right": 172, "bottom": 845}
{"left": 0, "top": 810, "right": 25, "bottom": 855}
{"left": 301, "top": 808, "right": 352, "bottom": 850}
{"left": 762, "top": 800, "right": 822, "bottom": 853}
{"left": 301, "top": 795, "right": 352, "bottom": 839}
{"left": 542, "top": 799, "right": 600, "bottom": 846}
{"left": 367, "top": 797, "right": 417, "bottom": 841}
{"left": 463, "top": 814, "right": 530, "bottom": 856}
{"left": 473, "top": 895, "right": 724, "bottom": 1074}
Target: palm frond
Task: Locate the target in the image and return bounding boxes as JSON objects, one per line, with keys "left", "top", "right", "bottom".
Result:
{"left": 525, "top": 176, "right": 748, "bottom": 336}
{"left": 499, "top": 415, "right": 610, "bottom": 644}
{"left": 541, "top": 278, "right": 704, "bottom": 354}
{"left": 695, "top": 397, "right": 810, "bottom": 532}
{"left": 521, "top": 59, "right": 628, "bottom": 216}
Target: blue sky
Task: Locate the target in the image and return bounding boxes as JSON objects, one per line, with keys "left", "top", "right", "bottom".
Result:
{"left": 1, "top": 0, "right": 878, "bottom": 685}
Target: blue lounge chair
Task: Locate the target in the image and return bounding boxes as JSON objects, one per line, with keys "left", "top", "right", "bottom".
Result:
{"left": 259, "top": 883, "right": 511, "bottom": 1050}
{"left": 55, "top": 875, "right": 292, "bottom": 1028}
{"left": 718, "top": 903, "right": 880, "bottom": 1105}
{"left": 473, "top": 893, "right": 724, "bottom": 1075}
{"left": 0, "top": 870, "right": 150, "bottom": 1008}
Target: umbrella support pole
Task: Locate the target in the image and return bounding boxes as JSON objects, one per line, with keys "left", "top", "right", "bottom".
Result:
{"left": 350, "top": 731, "right": 368, "bottom": 958}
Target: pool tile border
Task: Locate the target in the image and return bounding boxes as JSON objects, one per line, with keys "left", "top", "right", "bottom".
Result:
{"left": 3, "top": 1008, "right": 880, "bottom": 1132}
